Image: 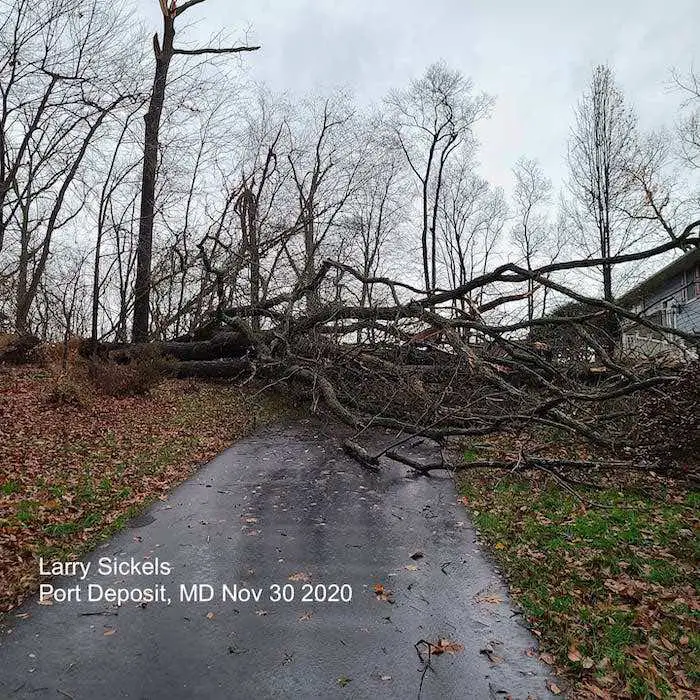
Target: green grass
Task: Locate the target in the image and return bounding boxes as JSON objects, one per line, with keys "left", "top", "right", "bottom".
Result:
{"left": 1, "top": 376, "right": 286, "bottom": 616}
{"left": 459, "top": 466, "right": 698, "bottom": 699}
{"left": 1, "top": 481, "right": 20, "bottom": 495}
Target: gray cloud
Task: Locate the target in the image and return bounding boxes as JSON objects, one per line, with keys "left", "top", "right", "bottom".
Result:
{"left": 154, "top": 0, "right": 699, "bottom": 191}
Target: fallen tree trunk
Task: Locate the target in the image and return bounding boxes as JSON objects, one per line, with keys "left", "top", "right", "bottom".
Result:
{"left": 0, "top": 335, "right": 42, "bottom": 364}
{"left": 174, "top": 358, "right": 251, "bottom": 379}
{"left": 160, "top": 332, "right": 253, "bottom": 362}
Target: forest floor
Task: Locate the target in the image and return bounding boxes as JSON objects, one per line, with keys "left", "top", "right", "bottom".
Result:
{"left": 457, "top": 436, "right": 698, "bottom": 700}
{"left": 1, "top": 349, "right": 697, "bottom": 698}
{"left": 0, "top": 362, "right": 281, "bottom": 614}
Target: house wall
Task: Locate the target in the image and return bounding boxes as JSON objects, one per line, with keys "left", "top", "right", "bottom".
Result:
{"left": 621, "top": 262, "right": 699, "bottom": 360}
{"left": 678, "top": 297, "right": 700, "bottom": 334}
{"left": 630, "top": 267, "right": 700, "bottom": 334}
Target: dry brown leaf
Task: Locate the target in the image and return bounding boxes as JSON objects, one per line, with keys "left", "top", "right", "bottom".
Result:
{"left": 373, "top": 583, "right": 395, "bottom": 603}
{"left": 429, "top": 638, "right": 464, "bottom": 655}
{"left": 567, "top": 648, "right": 582, "bottom": 662}
{"left": 288, "top": 572, "right": 310, "bottom": 582}
{"left": 583, "top": 683, "right": 613, "bottom": 699}
{"left": 475, "top": 593, "right": 503, "bottom": 604}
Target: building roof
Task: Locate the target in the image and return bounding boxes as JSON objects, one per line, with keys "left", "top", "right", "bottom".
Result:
{"left": 616, "top": 246, "right": 700, "bottom": 307}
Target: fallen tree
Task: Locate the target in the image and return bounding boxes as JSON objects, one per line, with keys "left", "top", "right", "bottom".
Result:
{"left": 85, "top": 233, "right": 700, "bottom": 475}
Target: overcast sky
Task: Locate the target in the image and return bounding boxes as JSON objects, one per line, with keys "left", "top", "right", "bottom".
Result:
{"left": 144, "top": 0, "right": 699, "bottom": 194}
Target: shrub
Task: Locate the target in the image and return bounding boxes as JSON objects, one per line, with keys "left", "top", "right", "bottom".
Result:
{"left": 46, "top": 373, "right": 88, "bottom": 407}
{"left": 87, "top": 345, "right": 173, "bottom": 397}
{"left": 36, "top": 337, "right": 83, "bottom": 369}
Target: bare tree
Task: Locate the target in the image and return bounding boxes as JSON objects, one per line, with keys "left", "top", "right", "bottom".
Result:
{"left": 672, "top": 67, "right": 700, "bottom": 169}
{"left": 385, "top": 62, "right": 493, "bottom": 295}
{"left": 510, "top": 157, "right": 561, "bottom": 321}
{"left": 340, "top": 141, "right": 404, "bottom": 341}
{"left": 566, "top": 64, "right": 640, "bottom": 304}
{"left": 286, "top": 96, "right": 359, "bottom": 312}
{"left": 436, "top": 158, "right": 506, "bottom": 318}
{"left": 90, "top": 101, "right": 145, "bottom": 347}
{"left": 0, "top": 0, "right": 141, "bottom": 332}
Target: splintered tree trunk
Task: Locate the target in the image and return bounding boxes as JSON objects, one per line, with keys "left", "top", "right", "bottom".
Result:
{"left": 132, "top": 13, "right": 176, "bottom": 343}
{"left": 237, "top": 185, "right": 261, "bottom": 332}
{"left": 249, "top": 219, "right": 261, "bottom": 332}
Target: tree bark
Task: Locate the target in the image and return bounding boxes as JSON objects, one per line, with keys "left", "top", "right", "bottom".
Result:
{"left": 132, "top": 14, "right": 176, "bottom": 343}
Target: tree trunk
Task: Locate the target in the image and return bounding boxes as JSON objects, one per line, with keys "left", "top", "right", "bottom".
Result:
{"left": 132, "top": 17, "right": 176, "bottom": 343}
{"left": 175, "top": 358, "right": 251, "bottom": 378}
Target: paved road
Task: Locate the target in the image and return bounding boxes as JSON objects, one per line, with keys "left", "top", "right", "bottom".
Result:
{"left": 0, "top": 421, "right": 557, "bottom": 699}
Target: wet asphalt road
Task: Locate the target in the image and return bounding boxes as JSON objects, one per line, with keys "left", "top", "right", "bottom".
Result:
{"left": 0, "top": 421, "right": 557, "bottom": 699}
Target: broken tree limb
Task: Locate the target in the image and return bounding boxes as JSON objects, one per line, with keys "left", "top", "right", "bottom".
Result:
{"left": 342, "top": 440, "right": 380, "bottom": 472}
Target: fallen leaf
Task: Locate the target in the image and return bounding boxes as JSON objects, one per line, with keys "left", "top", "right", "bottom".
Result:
{"left": 568, "top": 648, "right": 582, "bottom": 662}
{"left": 206, "top": 612, "right": 215, "bottom": 620}
{"left": 103, "top": 628, "right": 116, "bottom": 636}
{"left": 337, "top": 676, "right": 351, "bottom": 687}
{"left": 539, "top": 652, "right": 555, "bottom": 665}
{"left": 583, "top": 683, "right": 613, "bottom": 699}
{"left": 298, "top": 612, "right": 312, "bottom": 622}
{"left": 474, "top": 593, "right": 503, "bottom": 604}
{"left": 405, "top": 565, "right": 418, "bottom": 571}
{"left": 659, "top": 637, "right": 675, "bottom": 651}
{"left": 548, "top": 681, "right": 562, "bottom": 695}
{"left": 288, "top": 572, "right": 310, "bottom": 582}
{"left": 373, "top": 583, "right": 395, "bottom": 603}
{"left": 581, "top": 657, "right": 594, "bottom": 669}
{"left": 380, "top": 675, "right": 392, "bottom": 681}
{"left": 428, "top": 638, "right": 464, "bottom": 655}
{"left": 494, "top": 542, "right": 506, "bottom": 550}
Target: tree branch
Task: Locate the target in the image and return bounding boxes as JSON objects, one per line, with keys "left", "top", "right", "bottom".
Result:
{"left": 173, "top": 46, "right": 261, "bottom": 56}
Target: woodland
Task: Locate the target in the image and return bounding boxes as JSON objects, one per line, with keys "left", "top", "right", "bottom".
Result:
{"left": 0, "top": 0, "right": 698, "bottom": 475}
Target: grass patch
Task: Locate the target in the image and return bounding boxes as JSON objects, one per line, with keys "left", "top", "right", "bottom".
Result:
{"left": 459, "top": 464, "right": 698, "bottom": 699}
{"left": 0, "top": 366, "right": 283, "bottom": 614}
